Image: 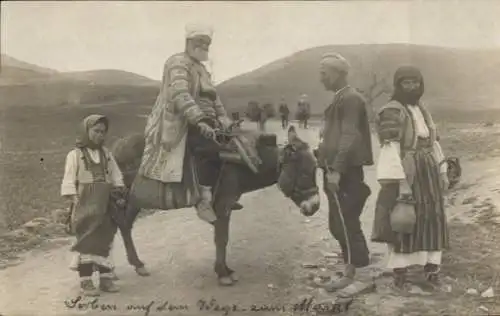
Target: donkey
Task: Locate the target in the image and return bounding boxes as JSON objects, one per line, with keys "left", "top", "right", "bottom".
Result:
{"left": 110, "top": 127, "right": 320, "bottom": 286}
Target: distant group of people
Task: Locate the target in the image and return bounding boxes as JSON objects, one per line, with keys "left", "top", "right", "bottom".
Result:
{"left": 278, "top": 94, "right": 311, "bottom": 129}
{"left": 61, "top": 23, "right": 450, "bottom": 297}
{"left": 243, "top": 95, "right": 311, "bottom": 132}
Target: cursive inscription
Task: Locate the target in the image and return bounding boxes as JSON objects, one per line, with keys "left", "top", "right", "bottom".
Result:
{"left": 64, "top": 296, "right": 118, "bottom": 312}
{"left": 126, "top": 301, "right": 155, "bottom": 316}
{"left": 64, "top": 296, "right": 352, "bottom": 315}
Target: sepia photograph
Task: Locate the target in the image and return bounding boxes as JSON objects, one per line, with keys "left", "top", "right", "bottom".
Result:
{"left": 1, "top": 0, "right": 499, "bottom": 315}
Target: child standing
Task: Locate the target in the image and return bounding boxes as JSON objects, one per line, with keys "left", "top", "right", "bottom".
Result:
{"left": 61, "top": 114, "right": 126, "bottom": 296}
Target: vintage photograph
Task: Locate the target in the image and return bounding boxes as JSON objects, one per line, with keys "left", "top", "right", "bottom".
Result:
{"left": 1, "top": 1, "right": 499, "bottom": 315}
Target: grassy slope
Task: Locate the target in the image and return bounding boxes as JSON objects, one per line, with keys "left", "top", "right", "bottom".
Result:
{"left": 0, "top": 103, "right": 150, "bottom": 229}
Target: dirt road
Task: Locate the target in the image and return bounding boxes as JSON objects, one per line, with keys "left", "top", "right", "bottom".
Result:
{"left": 0, "top": 121, "right": 386, "bottom": 316}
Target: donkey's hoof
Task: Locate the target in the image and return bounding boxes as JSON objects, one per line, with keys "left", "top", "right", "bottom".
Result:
{"left": 218, "top": 276, "right": 235, "bottom": 286}
{"left": 135, "top": 266, "right": 151, "bottom": 277}
{"left": 229, "top": 272, "right": 239, "bottom": 283}
{"left": 231, "top": 202, "right": 244, "bottom": 211}
{"left": 110, "top": 271, "right": 120, "bottom": 280}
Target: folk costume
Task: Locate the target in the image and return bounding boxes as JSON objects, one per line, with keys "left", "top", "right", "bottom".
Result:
{"left": 138, "top": 24, "right": 234, "bottom": 223}
{"left": 316, "top": 53, "right": 374, "bottom": 292}
{"left": 371, "top": 66, "right": 449, "bottom": 288}
{"left": 297, "top": 94, "right": 311, "bottom": 129}
{"left": 61, "top": 114, "right": 125, "bottom": 296}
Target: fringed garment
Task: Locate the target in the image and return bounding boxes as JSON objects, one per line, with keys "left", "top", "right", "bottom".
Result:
{"left": 371, "top": 100, "right": 449, "bottom": 268}
{"left": 138, "top": 52, "right": 227, "bottom": 184}
{"left": 391, "top": 138, "right": 448, "bottom": 253}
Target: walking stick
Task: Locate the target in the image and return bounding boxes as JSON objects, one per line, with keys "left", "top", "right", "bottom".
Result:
{"left": 332, "top": 191, "right": 352, "bottom": 267}
{"left": 323, "top": 157, "right": 352, "bottom": 268}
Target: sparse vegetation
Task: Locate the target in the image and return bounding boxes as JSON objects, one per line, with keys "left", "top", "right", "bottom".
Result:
{"left": 0, "top": 103, "right": 148, "bottom": 231}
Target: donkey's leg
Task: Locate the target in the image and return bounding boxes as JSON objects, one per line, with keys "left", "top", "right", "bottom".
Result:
{"left": 213, "top": 163, "right": 242, "bottom": 286}
{"left": 219, "top": 209, "right": 238, "bottom": 282}
{"left": 120, "top": 199, "right": 150, "bottom": 276}
{"left": 214, "top": 210, "right": 239, "bottom": 286}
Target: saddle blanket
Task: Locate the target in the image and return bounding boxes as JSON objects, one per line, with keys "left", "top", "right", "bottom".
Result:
{"left": 218, "top": 130, "right": 277, "bottom": 173}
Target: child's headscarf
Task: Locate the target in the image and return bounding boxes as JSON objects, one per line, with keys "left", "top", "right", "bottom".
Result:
{"left": 75, "top": 114, "right": 109, "bottom": 150}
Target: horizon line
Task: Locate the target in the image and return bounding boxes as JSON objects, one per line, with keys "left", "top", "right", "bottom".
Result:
{"left": 2, "top": 42, "right": 500, "bottom": 84}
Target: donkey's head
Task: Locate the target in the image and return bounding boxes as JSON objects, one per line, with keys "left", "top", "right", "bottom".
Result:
{"left": 277, "top": 127, "right": 320, "bottom": 216}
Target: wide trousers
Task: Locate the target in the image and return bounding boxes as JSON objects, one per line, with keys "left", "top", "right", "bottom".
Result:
{"left": 186, "top": 121, "right": 222, "bottom": 187}
{"left": 323, "top": 166, "right": 371, "bottom": 268}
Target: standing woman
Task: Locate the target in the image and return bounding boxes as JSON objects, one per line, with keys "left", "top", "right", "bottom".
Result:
{"left": 61, "top": 114, "right": 126, "bottom": 296}
{"left": 372, "top": 66, "right": 449, "bottom": 290}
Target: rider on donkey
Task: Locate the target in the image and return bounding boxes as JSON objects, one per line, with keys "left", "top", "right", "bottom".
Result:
{"left": 138, "top": 24, "right": 240, "bottom": 223}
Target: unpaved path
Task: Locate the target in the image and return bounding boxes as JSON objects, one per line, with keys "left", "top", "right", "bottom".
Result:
{"left": 0, "top": 121, "right": 386, "bottom": 316}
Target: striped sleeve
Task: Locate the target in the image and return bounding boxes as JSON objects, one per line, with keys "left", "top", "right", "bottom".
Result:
{"left": 375, "top": 106, "right": 406, "bottom": 181}
{"left": 375, "top": 106, "right": 405, "bottom": 143}
{"left": 165, "top": 55, "right": 206, "bottom": 125}
{"left": 214, "top": 94, "right": 228, "bottom": 117}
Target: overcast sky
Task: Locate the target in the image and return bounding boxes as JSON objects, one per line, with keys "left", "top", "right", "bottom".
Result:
{"left": 2, "top": 1, "right": 500, "bottom": 83}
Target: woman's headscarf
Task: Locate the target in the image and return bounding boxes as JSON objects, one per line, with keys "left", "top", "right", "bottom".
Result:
{"left": 391, "top": 65, "right": 425, "bottom": 106}
{"left": 75, "top": 114, "right": 109, "bottom": 150}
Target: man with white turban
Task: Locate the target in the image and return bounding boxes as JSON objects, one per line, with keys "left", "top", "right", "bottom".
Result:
{"left": 314, "top": 53, "right": 374, "bottom": 293}
{"left": 138, "top": 23, "right": 239, "bottom": 224}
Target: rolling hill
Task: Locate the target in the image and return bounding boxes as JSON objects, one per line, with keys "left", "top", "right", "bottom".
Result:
{"left": 217, "top": 44, "right": 500, "bottom": 118}
{"left": 1, "top": 54, "right": 58, "bottom": 75}
{"left": 2, "top": 44, "right": 500, "bottom": 123}
{"left": 1, "top": 54, "right": 160, "bottom": 87}
{"left": 0, "top": 54, "right": 160, "bottom": 107}
{"left": 52, "top": 69, "right": 159, "bottom": 86}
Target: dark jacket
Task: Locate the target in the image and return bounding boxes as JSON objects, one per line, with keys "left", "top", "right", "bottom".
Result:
{"left": 279, "top": 103, "right": 290, "bottom": 116}
{"left": 317, "top": 86, "right": 374, "bottom": 173}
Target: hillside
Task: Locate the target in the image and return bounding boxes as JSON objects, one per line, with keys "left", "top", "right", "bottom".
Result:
{"left": 217, "top": 44, "right": 500, "bottom": 118}
{"left": 53, "top": 69, "right": 160, "bottom": 86}
{"left": 1, "top": 54, "right": 58, "bottom": 74}
{"left": 3, "top": 45, "right": 500, "bottom": 121}
{"left": 0, "top": 54, "right": 160, "bottom": 107}
{"left": 0, "top": 55, "right": 58, "bottom": 85}
{"left": 1, "top": 54, "right": 159, "bottom": 87}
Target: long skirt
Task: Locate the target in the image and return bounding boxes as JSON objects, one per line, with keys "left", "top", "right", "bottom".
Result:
{"left": 70, "top": 182, "right": 117, "bottom": 269}
{"left": 371, "top": 147, "right": 449, "bottom": 255}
